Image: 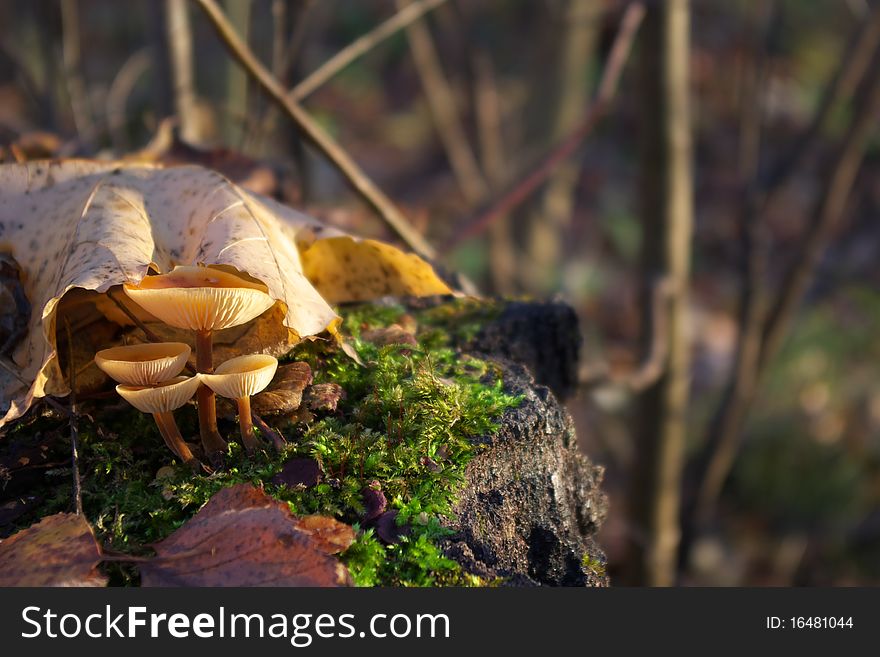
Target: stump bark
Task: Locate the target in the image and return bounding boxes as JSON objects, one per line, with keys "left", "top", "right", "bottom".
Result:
{"left": 443, "top": 300, "right": 609, "bottom": 586}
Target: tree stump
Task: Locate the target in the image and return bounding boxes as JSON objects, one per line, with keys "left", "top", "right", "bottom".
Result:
{"left": 444, "top": 300, "right": 609, "bottom": 586}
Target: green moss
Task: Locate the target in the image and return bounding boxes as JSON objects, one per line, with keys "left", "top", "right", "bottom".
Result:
{"left": 2, "top": 300, "right": 520, "bottom": 587}
{"left": 582, "top": 553, "right": 607, "bottom": 579}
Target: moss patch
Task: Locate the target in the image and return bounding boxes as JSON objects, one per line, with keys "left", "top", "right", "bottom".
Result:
{"left": 1, "top": 299, "right": 520, "bottom": 587}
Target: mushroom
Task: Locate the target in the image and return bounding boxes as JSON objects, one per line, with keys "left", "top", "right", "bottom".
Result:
{"left": 200, "top": 354, "right": 278, "bottom": 453}
{"left": 115, "top": 375, "right": 203, "bottom": 469}
{"left": 94, "top": 342, "right": 191, "bottom": 386}
{"left": 123, "top": 266, "right": 275, "bottom": 460}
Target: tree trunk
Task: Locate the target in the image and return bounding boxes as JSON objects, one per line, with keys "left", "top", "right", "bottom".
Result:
{"left": 626, "top": 0, "right": 693, "bottom": 587}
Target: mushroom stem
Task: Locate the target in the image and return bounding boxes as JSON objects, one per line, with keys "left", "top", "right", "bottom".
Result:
{"left": 195, "top": 329, "right": 227, "bottom": 458}
{"left": 153, "top": 411, "right": 199, "bottom": 470}
{"left": 235, "top": 396, "right": 258, "bottom": 453}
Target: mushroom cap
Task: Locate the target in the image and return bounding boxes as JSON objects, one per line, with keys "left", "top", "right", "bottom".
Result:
{"left": 95, "top": 342, "right": 191, "bottom": 386}
{"left": 200, "top": 354, "right": 278, "bottom": 399}
{"left": 116, "top": 375, "right": 202, "bottom": 414}
{"left": 123, "top": 266, "right": 275, "bottom": 332}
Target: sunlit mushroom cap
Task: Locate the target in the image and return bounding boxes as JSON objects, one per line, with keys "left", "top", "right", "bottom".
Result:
{"left": 123, "top": 266, "right": 275, "bottom": 332}
{"left": 95, "top": 342, "right": 191, "bottom": 386}
{"left": 116, "top": 375, "right": 202, "bottom": 414}
{"left": 200, "top": 354, "right": 278, "bottom": 399}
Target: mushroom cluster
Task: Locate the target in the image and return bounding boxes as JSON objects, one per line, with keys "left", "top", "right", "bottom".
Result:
{"left": 94, "top": 266, "right": 280, "bottom": 468}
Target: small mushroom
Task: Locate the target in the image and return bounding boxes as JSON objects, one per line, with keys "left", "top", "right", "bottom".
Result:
{"left": 200, "top": 354, "right": 278, "bottom": 453}
{"left": 115, "top": 376, "right": 203, "bottom": 469}
{"left": 94, "top": 342, "right": 191, "bottom": 386}
{"left": 123, "top": 266, "right": 275, "bottom": 460}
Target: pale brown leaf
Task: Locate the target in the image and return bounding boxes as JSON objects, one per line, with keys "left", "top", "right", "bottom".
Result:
{"left": 140, "top": 483, "right": 350, "bottom": 587}
{"left": 294, "top": 515, "right": 356, "bottom": 555}
{"left": 0, "top": 513, "right": 107, "bottom": 587}
{"left": 251, "top": 361, "right": 312, "bottom": 415}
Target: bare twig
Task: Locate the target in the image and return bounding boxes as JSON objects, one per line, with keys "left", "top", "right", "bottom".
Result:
{"left": 760, "top": 7, "right": 880, "bottom": 196}
{"left": 683, "top": 2, "right": 778, "bottom": 538}
{"left": 247, "top": 0, "right": 316, "bottom": 151}
{"left": 291, "top": 0, "right": 449, "bottom": 102}
{"left": 106, "top": 47, "right": 153, "bottom": 152}
{"left": 474, "top": 51, "right": 516, "bottom": 294}
{"left": 523, "top": 0, "right": 602, "bottom": 291}
{"left": 224, "top": 0, "right": 251, "bottom": 147}
{"left": 60, "top": 0, "right": 95, "bottom": 147}
{"left": 442, "top": 1, "right": 646, "bottom": 254}
{"left": 688, "top": 8, "right": 880, "bottom": 540}
{"left": 192, "top": 0, "right": 436, "bottom": 260}
{"left": 63, "top": 317, "right": 83, "bottom": 516}
{"left": 106, "top": 288, "right": 163, "bottom": 345}
{"left": 166, "top": 0, "right": 200, "bottom": 143}
{"left": 580, "top": 277, "right": 675, "bottom": 392}
{"left": 397, "top": 0, "right": 488, "bottom": 205}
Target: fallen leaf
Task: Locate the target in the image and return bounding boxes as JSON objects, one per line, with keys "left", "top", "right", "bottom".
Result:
{"left": 304, "top": 383, "right": 345, "bottom": 412}
{"left": 140, "top": 484, "right": 350, "bottom": 587}
{"left": 0, "top": 161, "right": 450, "bottom": 429}
{"left": 272, "top": 457, "right": 321, "bottom": 489}
{"left": 361, "top": 323, "right": 418, "bottom": 347}
{"left": 0, "top": 513, "right": 107, "bottom": 586}
{"left": 294, "top": 515, "right": 355, "bottom": 555}
{"left": 301, "top": 236, "right": 450, "bottom": 303}
{"left": 251, "top": 361, "right": 312, "bottom": 415}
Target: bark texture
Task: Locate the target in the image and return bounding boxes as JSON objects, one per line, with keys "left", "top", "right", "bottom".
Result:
{"left": 444, "top": 300, "right": 608, "bottom": 586}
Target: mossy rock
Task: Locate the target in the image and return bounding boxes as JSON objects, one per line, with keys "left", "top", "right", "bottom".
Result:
{"left": 0, "top": 297, "right": 607, "bottom": 586}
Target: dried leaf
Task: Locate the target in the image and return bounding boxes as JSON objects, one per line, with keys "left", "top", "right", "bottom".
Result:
{"left": 361, "top": 323, "right": 418, "bottom": 347}
{"left": 304, "top": 383, "right": 345, "bottom": 412}
{"left": 251, "top": 361, "right": 312, "bottom": 415}
{"left": 0, "top": 161, "right": 450, "bottom": 429}
{"left": 272, "top": 457, "right": 321, "bottom": 489}
{"left": 294, "top": 515, "right": 355, "bottom": 555}
{"left": 0, "top": 513, "right": 107, "bottom": 586}
{"left": 301, "top": 236, "right": 451, "bottom": 303}
{"left": 140, "top": 484, "right": 350, "bottom": 587}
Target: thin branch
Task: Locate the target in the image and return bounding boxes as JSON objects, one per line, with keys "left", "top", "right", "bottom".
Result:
{"left": 759, "top": 6, "right": 880, "bottom": 196}
{"left": 397, "top": 0, "right": 488, "bottom": 205}
{"left": 165, "top": 0, "right": 200, "bottom": 143}
{"left": 60, "top": 0, "right": 95, "bottom": 146}
{"left": 580, "top": 277, "right": 675, "bottom": 392}
{"left": 692, "top": 41, "right": 880, "bottom": 530}
{"left": 191, "top": 0, "right": 436, "bottom": 260}
{"left": 63, "top": 317, "right": 83, "bottom": 515}
{"left": 760, "top": 62, "right": 880, "bottom": 367}
{"left": 107, "top": 288, "right": 163, "bottom": 345}
{"left": 442, "top": 1, "right": 645, "bottom": 254}
{"left": 290, "top": 0, "right": 449, "bottom": 102}
{"left": 474, "top": 51, "right": 516, "bottom": 294}
{"left": 106, "top": 47, "right": 153, "bottom": 152}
